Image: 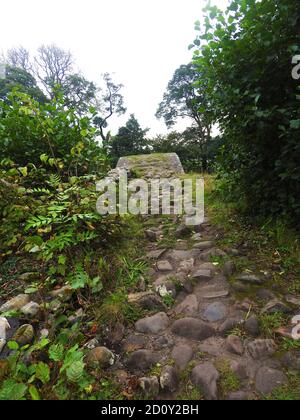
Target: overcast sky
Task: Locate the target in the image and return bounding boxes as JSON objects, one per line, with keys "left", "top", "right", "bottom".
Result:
{"left": 1, "top": 0, "right": 228, "bottom": 136}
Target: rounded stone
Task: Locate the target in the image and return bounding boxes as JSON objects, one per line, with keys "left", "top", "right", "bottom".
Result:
{"left": 261, "top": 300, "right": 292, "bottom": 315}
{"left": 231, "top": 282, "right": 250, "bottom": 293}
{"left": 174, "top": 294, "right": 199, "bottom": 316}
{"left": 86, "top": 346, "right": 115, "bottom": 368}
{"left": 171, "top": 344, "right": 194, "bottom": 371}
{"left": 244, "top": 316, "right": 260, "bottom": 337}
{"left": 154, "top": 278, "right": 177, "bottom": 298}
{"left": 226, "top": 335, "right": 244, "bottom": 355}
{"left": 0, "top": 294, "right": 30, "bottom": 313}
{"left": 128, "top": 292, "right": 167, "bottom": 311}
{"left": 127, "top": 350, "right": 160, "bottom": 372}
{"left": 153, "top": 336, "right": 174, "bottom": 350}
{"left": 202, "top": 302, "right": 227, "bottom": 322}
{"left": 171, "top": 318, "right": 215, "bottom": 341}
{"left": 255, "top": 367, "right": 288, "bottom": 395}
{"left": 160, "top": 366, "right": 179, "bottom": 393}
{"left": 135, "top": 312, "right": 169, "bottom": 334}
{"left": 12, "top": 324, "right": 34, "bottom": 345}
{"left": 157, "top": 260, "right": 173, "bottom": 272}
{"left": 145, "top": 230, "right": 159, "bottom": 242}
{"left": 223, "top": 261, "right": 235, "bottom": 277}
{"left": 247, "top": 339, "right": 277, "bottom": 360}
{"left": 139, "top": 376, "right": 159, "bottom": 397}
{"left": 191, "top": 362, "right": 219, "bottom": 400}
{"left": 236, "top": 274, "right": 263, "bottom": 285}
{"left": 122, "top": 334, "right": 148, "bottom": 352}
{"left": 219, "top": 317, "right": 244, "bottom": 336}
{"left": 281, "top": 351, "right": 300, "bottom": 371}
{"left": 20, "top": 302, "right": 40, "bottom": 317}
{"left": 50, "top": 285, "right": 73, "bottom": 302}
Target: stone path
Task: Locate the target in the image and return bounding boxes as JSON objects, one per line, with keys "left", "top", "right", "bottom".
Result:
{"left": 103, "top": 214, "right": 293, "bottom": 400}
{"left": 99, "top": 155, "right": 299, "bottom": 400}
{"left": 1, "top": 155, "right": 299, "bottom": 400}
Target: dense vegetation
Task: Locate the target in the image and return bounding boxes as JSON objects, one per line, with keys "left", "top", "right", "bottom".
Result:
{"left": 0, "top": 46, "right": 144, "bottom": 400}
{"left": 190, "top": 0, "right": 300, "bottom": 222}
{"left": 0, "top": 0, "right": 299, "bottom": 401}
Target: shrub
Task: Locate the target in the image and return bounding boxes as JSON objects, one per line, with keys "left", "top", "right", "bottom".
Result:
{"left": 192, "top": 0, "right": 300, "bottom": 222}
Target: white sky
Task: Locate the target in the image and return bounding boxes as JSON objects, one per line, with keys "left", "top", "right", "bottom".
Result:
{"left": 1, "top": 0, "right": 228, "bottom": 136}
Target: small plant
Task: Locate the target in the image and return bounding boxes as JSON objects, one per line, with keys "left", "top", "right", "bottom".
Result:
{"left": 162, "top": 293, "right": 175, "bottom": 308}
{"left": 0, "top": 330, "right": 94, "bottom": 400}
{"left": 215, "top": 359, "right": 240, "bottom": 397}
{"left": 226, "top": 326, "right": 245, "bottom": 338}
{"left": 180, "top": 361, "right": 197, "bottom": 382}
{"left": 259, "top": 313, "right": 286, "bottom": 338}
{"left": 265, "top": 374, "right": 300, "bottom": 401}
{"left": 119, "top": 257, "right": 148, "bottom": 289}
{"left": 280, "top": 338, "right": 300, "bottom": 352}
{"left": 176, "top": 386, "right": 204, "bottom": 401}
{"left": 149, "top": 363, "right": 163, "bottom": 377}
{"left": 96, "top": 290, "right": 143, "bottom": 326}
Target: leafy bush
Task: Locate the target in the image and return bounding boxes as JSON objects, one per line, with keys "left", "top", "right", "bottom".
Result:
{"left": 0, "top": 90, "right": 107, "bottom": 176}
{"left": 0, "top": 159, "right": 123, "bottom": 292}
{"left": 151, "top": 129, "right": 223, "bottom": 172}
{"left": 192, "top": 0, "right": 300, "bottom": 222}
{"left": 0, "top": 328, "right": 95, "bottom": 400}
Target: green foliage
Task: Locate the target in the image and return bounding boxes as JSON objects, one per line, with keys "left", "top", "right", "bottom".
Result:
{"left": 0, "top": 159, "right": 123, "bottom": 294}
{"left": 265, "top": 374, "right": 300, "bottom": 401}
{"left": 93, "top": 72, "right": 127, "bottom": 144}
{"left": 0, "top": 334, "right": 94, "bottom": 400}
{"left": 0, "top": 90, "right": 107, "bottom": 174}
{"left": 151, "top": 129, "right": 222, "bottom": 172}
{"left": 280, "top": 338, "right": 300, "bottom": 352}
{"left": 162, "top": 293, "right": 175, "bottom": 308}
{"left": 259, "top": 313, "right": 286, "bottom": 338}
{"left": 156, "top": 63, "right": 214, "bottom": 171}
{"left": 0, "top": 65, "right": 46, "bottom": 103}
{"left": 156, "top": 63, "right": 212, "bottom": 131}
{"left": 97, "top": 289, "right": 143, "bottom": 327}
{"left": 108, "top": 114, "right": 150, "bottom": 164}
{"left": 215, "top": 359, "right": 240, "bottom": 397}
{"left": 0, "top": 379, "right": 27, "bottom": 400}
{"left": 192, "top": 0, "right": 300, "bottom": 221}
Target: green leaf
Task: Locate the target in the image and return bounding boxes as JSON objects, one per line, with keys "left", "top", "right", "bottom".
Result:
{"left": 35, "top": 362, "right": 50, "bottom": 384}
{"left": 7, "top": 341, "right": 19, "bottom": 350}
{"left": 80, "top": 129, "right": 88, "bottom": 137}
{"left": 49, "top": 343, "right": 64, "bottom": 362}
{"left": 290, "top": 120, "right": 300, "bottom": 129}
{"left": 66, "top": 360, "right": 85, "bottom": 383}
{"left": 69, "top": 265, "right": 90, "bottom": 289}
{"left": 0, "top": 379, "right": 27, "bottom": 400}
{"left": 29, "top": 385, "right": 41, "bottom": 400}
{"left": 58, "top": 254, "right": 66, "bottom": 265}
{"left": 18, "top": 166, "right": 28, "bottom": 177}
{"left": 60, "top": 345, "right": 84, "bottom": 373}
{"left": 25, "top": 287, "right": 39, "bottom": 294}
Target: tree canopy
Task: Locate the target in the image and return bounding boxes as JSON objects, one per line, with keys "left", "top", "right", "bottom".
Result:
{"left": 109, "top": 114, "right": 149, "bottom": 164}
{"left": 190, "top": 0, "right": 300, "bottom": 220}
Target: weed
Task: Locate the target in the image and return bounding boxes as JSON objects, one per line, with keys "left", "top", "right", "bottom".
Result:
{"left": 149, "top": 363, "right": 163, "bottom": 377}
{"left": 226, "top": 327, "right": 245, "bottom": 338}
{"left": 215, "top": 359, "right": 240, "bottom": 397}
{"left": 179, "top": 361, "right": 197, "bottom": 382}
{"left": 176, "top": 386, "right": 204, "bottom": 400}
{"left": 95, "top": 290, "right": 143, "bottom": 326}
{"left": 280, "top": 338, "right": 300, "bottom": 352}
{"left": 265, "top": 374, "right": 300, "bottom": 401}
{"left": 259, "top": 313, "right": 287, "bottom": 338}
{"left": 162, "top": 293, "right": 175, "bottom": 307}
